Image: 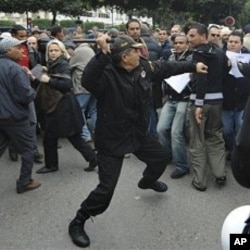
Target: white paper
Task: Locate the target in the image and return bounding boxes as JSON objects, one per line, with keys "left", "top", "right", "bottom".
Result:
{"left": 226, "top": 51, "right": 250, "bottom": 78}
{"left": 164, "top": 73, "right": 190, "bottom": 94}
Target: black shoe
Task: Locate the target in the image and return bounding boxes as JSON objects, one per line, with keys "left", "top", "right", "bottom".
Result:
{"left": 191, "top": 180, "right": 206, "bottom": 192}
{"left": 215, "top": 176, "right": 227, "bottom": 186}
{"left": 84, "top": 159, "right": 98, "bottom": 172}
{"left": 36, "top": 166, "right": 58, "bottom": 174}
{"left": 34, "top": 152, "right": 44, "bottom": 164}
{"left": 170, "top": 168, "right": 189, "bottom": 179}
{"left": 9, "top": 150, "right": 18, "bottom": 162}
{"left": 68, "top": 215, "right": 90, "bottom": 248}
{"left": 138, "top": 179, "right": 168, "bottom": 192}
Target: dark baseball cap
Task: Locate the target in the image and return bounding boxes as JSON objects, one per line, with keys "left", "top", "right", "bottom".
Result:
{"left": 110, "top": 35, "right": 144, "bottom": 55}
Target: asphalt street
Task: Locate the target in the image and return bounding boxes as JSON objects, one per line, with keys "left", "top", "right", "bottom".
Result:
{"left": 0, "top": 137, "right": 249, "bottom": 250}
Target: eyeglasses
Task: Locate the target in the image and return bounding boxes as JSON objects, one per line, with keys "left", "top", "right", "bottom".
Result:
{"left": 211, "top": 34, "right": 220, "bottom": 37}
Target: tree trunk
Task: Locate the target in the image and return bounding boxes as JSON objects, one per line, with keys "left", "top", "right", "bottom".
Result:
{"left": 51, "top": 10, "right": 57, "bottom": 26}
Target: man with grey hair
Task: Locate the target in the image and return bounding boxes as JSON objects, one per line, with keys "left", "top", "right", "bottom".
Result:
{"left": 0, "top": 37, "right": 41, "bottom": 193}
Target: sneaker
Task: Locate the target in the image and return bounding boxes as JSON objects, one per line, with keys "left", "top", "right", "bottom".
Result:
{"left": 138, "top": 179, "right": 168, "bottom": 192}
{"left": 215, "top": 176, "right": 227, "bottom": 186}
{"left": 170, "top": 168, "right": 189, "bottom": 179}
{"left": 84, "top": 159, "right": 98, "bottom": 172}
{"left": 191, "top": 180, "right": 206, "bottom": 192}
{"left": 16, "top": 179, "right": 41, "bottom": 194}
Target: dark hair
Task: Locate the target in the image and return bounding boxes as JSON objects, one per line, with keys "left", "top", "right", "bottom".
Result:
{"left": 126, "top": 19, "right": 141, "bottom": 30}
{"left": 50, "top": 25, "right": 63, "bottom": 37}
{"left": 159, "top": 27, "right": 170, "bottom": 36}
{"left": 10, "top": 25, "right": 26, "bottom": 36}
{"left": 110, "top": 48, "right": 133, "bottom": 64}
{"left": 183, "top": 21, "right": 199, "bottom": 34}
{"left": 187, "top": 23, "right": 208, "bottom": 38}
{"left": 229, "top": 30, "right": 244, "bottom": 43}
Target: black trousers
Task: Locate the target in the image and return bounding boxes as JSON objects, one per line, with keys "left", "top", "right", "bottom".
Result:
{"left": 43, "top": 132, "right": 96, "bottom": 168}
{"left": 0, "top": 119, "right": 35, "bottom": 188}
{"left": 79, "top": 135, "right": 170, "bottom": 216}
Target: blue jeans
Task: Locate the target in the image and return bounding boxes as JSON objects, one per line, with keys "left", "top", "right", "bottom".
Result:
{"left": 222, "top": 109, "right": 244, "bottom": 151}
{"left": 76, "top": 93, "right": 97, "bottom": 141}
{"left": 157, "top": 100, "right": 189, "bottom": 171}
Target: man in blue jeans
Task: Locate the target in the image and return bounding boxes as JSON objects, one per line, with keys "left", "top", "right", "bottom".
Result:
{"left": 222, "top": 31, "right": 250, "bottom": 161}
{"left": 157, "top": 34, "right": 192, "bottom": 179}
{"left": 70, "top": 42, "right": 97, "bottom": 146}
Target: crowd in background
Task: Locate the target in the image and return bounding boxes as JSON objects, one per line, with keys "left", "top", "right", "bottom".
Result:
{"left": 0, "top": 19, "right": 250, "bottom": 193}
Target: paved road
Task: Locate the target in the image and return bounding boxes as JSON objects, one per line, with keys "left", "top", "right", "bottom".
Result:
{"left": 0, "top": 137, "right": 249, "bottom": 250}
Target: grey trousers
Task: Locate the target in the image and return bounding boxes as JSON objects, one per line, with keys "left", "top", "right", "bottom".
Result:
{"left": 188, "top": 103, "right": 226, "bottom": 188}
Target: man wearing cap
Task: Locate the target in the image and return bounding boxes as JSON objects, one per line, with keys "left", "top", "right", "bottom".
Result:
{"left": 68, "top": 34, "right": 207, "bottom": 248}
{"left": 0, "top": 37, "right": 41, "bottom": 193}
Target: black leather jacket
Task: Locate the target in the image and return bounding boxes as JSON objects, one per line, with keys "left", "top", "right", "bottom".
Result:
{"left": 82, "top": 52, "right": 197, "bottom": 156}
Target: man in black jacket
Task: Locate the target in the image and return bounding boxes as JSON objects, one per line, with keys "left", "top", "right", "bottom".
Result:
{"left": 68, "top": 34, "right": 207, "bottom": 248}
{"left": 0, "top": 37, "right": 41, "bottom": 193}
{"left": 187, "top": 23, "right": 230, "bottom": 191}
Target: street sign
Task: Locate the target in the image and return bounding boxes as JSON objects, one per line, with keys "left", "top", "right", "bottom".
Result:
{"left": 224, "top": 16, "right": 235, "bottom": 27}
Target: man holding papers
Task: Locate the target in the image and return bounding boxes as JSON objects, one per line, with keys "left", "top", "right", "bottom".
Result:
{"left": 157, "top": 34, "right": 192, "bottom": 179}
{"left": 223, "top": 30, "right": 250, "bottom": 161}
{"left": 187, "top": 23, "right": 230, "bottom": 191}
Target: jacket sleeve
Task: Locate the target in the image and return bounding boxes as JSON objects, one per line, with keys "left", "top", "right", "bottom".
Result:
{"left": 191, "top": 50, "right": 208, "bottom": 107}
{"left": 151, "top": 59, "right": 196, "bottom": 83}
{"left": 240, "top": 63, "right": 250, "bottom": 77}
{"left": 13, "top": 67, "right": 35, "bottom": 105}
{"left": 81, "top": 51, "right": 110, "bottom": 97}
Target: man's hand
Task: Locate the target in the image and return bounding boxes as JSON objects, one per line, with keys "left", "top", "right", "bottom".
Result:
{"left": 22, "top": 66, "right": 36, "bottom": 81}
{"left": 96, "top": 34, "right": 111, "bottom": 54}
{"left": 195, "top": 107, "right": 203, "bottom": 124}
{"left": 196, "top": 62, "right": 208, "bottom": 73}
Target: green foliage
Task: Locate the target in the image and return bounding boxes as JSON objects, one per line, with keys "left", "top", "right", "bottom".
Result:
{"left": 32, "top": 19, "right": 52, "bottom": 29}
{"left": 59, "top": 20, "right": 76, "bottom": 28}
{"left": 83, "top": 21, "right": 105, "bottom": 30}
{"left": 0, "top": 20, "right": 16, "bottom": 27}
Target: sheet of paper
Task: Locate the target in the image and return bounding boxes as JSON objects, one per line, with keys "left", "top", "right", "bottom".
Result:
{"left": 164, "top": 73, "right": 190, "bottom": 94}
{"left": 31, "top": 64, "right": 44, "bottom": 81}
{"left": 226, "top": 51, "right": 250, "bottom": 78}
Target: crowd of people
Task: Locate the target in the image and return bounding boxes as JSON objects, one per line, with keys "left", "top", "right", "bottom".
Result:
{"left": 0, "top": 19, "right": 250, "bottom": 247}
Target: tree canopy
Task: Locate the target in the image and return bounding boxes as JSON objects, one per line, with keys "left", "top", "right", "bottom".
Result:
{"left": 0, "top": 0, "right": 249, "bottom": 27}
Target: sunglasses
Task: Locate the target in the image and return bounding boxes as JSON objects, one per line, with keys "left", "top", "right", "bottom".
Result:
{"left": 211, "top": 34, "right": 220, "bottom": 37}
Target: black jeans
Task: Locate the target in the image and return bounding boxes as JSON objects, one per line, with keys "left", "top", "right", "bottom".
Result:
{"left": 80, "top": 135, "right": 170, "bottom": 216}
{"left": 43, "top": 132, "right": 96, "bottom": 168}
{"left": 0, "top": 119, "right": 35, "bottom": 188}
